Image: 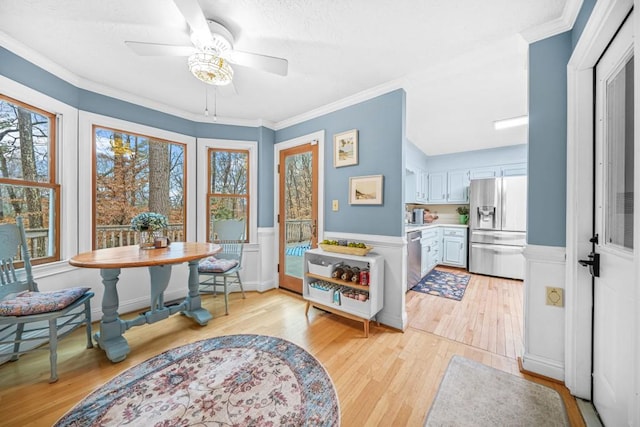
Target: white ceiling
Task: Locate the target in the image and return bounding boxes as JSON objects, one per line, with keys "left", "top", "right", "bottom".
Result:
{"left": 0, "top": 0, "right": 572, "bottom": 155}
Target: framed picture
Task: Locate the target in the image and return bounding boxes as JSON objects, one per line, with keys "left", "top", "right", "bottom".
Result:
{"left": 349, "top": 175, "right": 383, "bottom": 205}
{"left": 333, "top": 129, "right": 358, "bottom": 167}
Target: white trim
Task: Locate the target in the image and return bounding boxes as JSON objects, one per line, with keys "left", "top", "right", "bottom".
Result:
{"left": 521, "top": 352, "right": 566, "bottom": 380}
{"left": 273, "top": 79, "right": 405, "bottom": 130}
{"left": 195, "top": 138, "right": 259, "bottom": 244}
{"left": 522, "top": 244, "right": 567, "bottom": 382}
{"left": 565, "top": 0, "right": 635, "bottom": 404}
{"left": 77, "top": 111, "right": 197, "bottom": 252}
{"left": 520, "top": 0, "right": 585, "bottom": 43}
{"left": 274, "top": 130, "right": 325, "bottom": 286}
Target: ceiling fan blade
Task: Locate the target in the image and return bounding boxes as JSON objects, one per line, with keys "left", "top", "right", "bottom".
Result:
{"left": 222, "top": 50, "right": 288, "bottom": 76}
{"left": 172, "top": 0, "right": 213, "bottom": 46}
{"left": 125, "top": 41, "right": 197, "bottom": 56}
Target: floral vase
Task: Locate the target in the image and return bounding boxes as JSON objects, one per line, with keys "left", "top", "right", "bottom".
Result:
{"left": 459, "top": 214, "right": 469, "bottom": 225}
{"left": 138, "top": 228, "right": 160, "bottom": 249}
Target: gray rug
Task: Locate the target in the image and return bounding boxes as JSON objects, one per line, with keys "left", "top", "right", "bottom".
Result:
{"left": 425, "top": 355, "right": 569, "bottom": 426}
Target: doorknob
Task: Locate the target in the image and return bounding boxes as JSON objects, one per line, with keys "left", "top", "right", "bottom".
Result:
{"left": 578, "top": 252, "right": 600, "bottom": 278}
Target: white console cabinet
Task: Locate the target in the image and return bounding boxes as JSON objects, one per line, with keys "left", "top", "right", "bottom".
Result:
{"left": 303, "top": 248, "right": 384, "bottom": 337}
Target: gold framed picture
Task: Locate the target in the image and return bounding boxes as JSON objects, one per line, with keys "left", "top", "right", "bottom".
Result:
{"left": 333, "top": 129, "right": 358, "bottom": 167}
{"left": 349, "top": 175, "right": 383, "bottom": 205}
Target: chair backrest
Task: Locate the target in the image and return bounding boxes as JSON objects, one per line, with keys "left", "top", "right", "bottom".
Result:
{"left": 0, "top": 217, "right": 37, "bottom": 299}
{"left": 213, "top": 219, "right": 245, "bottom": 241}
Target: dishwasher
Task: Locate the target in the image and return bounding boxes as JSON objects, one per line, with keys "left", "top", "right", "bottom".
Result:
{"left": 407, "top": 230, "right": 422, "bottom": 291}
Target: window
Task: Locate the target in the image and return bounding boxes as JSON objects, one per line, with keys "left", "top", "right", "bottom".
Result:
{"left": 93, "top": 126, "right": 186, "bottom": 249}
{"left": 207, "top": 148, "right": 249, "bottom": 242}
{"left": 0, "top": 95, "right": 59, "bottom": 264}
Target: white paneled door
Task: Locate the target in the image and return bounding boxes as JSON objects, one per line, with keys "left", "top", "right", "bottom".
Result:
{"left": 592, "top": 12, "right": 635, "bottom": 425}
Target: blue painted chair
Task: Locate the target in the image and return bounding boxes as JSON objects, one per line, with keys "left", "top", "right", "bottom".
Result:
{"left": 0, "top": 217, "right": 94, "bottom": 382}
{"left": 198, "top": 220, "right": 246, "bottom": 315}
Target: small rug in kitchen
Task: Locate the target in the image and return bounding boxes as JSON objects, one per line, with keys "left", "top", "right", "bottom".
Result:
{"left": 411, "top": 268, "right": 470, "bottom": 301}
{"left": 55, "top": 334, "right": 340, "bottom": 427}
{"left": 424, "top": 355, "right": 569, "bottom": 426}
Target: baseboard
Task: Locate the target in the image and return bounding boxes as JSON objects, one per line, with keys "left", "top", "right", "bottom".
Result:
{"left": 521, "top": 352, "right": 565, "bottom": 381}
{"left": 518, "top": 356, "right": 564, "bottom": 385}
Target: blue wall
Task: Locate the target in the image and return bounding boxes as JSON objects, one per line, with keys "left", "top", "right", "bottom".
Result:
{"left": 527, "top": 0, "right": 596, "bottom": 247}
{"left": 528, "top": 32, "right": 572, "bottom": 247}
{"left": 277, "top": 90, "right": 406, "bottom": 237}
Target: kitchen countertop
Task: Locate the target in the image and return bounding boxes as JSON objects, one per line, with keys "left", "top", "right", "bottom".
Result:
{"left": 405, "top": 223, "right": 468, "bottom": 233}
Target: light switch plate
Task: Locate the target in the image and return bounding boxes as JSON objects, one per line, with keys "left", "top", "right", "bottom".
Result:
{"left": 332, "top": 200, "right": 339, "bottom": 211}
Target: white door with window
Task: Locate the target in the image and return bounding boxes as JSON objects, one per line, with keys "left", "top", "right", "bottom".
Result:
{"left": 591, "top": 12, "right": 635, "bottom": 425}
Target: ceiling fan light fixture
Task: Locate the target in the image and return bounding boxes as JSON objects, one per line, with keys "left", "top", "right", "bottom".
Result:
{"left": 187, "top": 52, "right": 233, "bottom": 86}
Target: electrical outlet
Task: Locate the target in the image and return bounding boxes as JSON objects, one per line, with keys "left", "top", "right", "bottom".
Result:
{"left": 546, "top": 287, "right": 564, "bottom": 307}
{"left": 332, "top": 200, "right": 339, "bottom": 211}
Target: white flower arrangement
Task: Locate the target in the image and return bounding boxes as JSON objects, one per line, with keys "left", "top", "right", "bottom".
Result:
{"left": 130, "top": 212, "right": 168, "bottom": 231}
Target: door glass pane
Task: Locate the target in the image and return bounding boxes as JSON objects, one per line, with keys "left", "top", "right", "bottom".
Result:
{"left": 284, "top": 152, "right": 313, "bottom": 279}
{"left": 605, "top": 56, "right": 634, "bottom": 250}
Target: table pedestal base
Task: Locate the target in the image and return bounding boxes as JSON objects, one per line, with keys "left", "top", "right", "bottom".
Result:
{"left": 97, "top": 260, "right": 212, "bottom": 362}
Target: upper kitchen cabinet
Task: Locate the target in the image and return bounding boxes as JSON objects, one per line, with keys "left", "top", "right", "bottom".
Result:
{"left": 427, "top": 172, "right": 447, "bottom": 203}
{"left": 500, "top": 162, "right": 527, "bottom": 176}
{"left": 426, "top": 170, "right": 469, "bottom": 204}
{"left": 470, "top": 166, "right": 499, "bottom": 179}
{"left": 446, "top": 169, "right": 470, "bottom": 203}
{"left": 405, "top": 167, "right": 428, "bottom": 203}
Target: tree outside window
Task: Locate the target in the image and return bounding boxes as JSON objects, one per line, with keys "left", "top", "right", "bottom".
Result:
{"left": 0, "top": 95, "right": 59, "bottom": 264}
{"left": 93, "top": 126, "right": 186, "bottom": 249}
{"left": 208, "top": 148, "right": 249, "bottom": 242}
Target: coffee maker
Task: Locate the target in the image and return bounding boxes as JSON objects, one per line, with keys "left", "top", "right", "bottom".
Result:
{"left": 412, "top": 208, "right": 424, "bottom": 224}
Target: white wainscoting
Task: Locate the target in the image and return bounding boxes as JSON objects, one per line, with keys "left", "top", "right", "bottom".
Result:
{"left": 522, "top": 244, "right": 567, "bottom": 381}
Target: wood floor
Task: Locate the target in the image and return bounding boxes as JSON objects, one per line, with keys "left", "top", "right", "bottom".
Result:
{"left": 0, "top": 287, "right": 584, "bottom": 426}
{"left": 407, "top": 266, "right": 524, "bottom": 359}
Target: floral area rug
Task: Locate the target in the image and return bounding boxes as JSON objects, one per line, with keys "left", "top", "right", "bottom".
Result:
{"left": 55, "top": 334, "right": 340, "bottom": 426}
{"left": 411, "top": 269, "right": 471, "bottom": 301}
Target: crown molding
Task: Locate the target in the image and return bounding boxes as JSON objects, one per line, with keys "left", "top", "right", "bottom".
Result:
{"left": 273, "top": 78, "right": 406, "bottom": 131}
{"left": 520, "top": 0, "right": 584, "bottom": 43}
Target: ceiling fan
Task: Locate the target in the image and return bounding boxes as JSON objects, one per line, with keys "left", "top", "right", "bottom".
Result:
{"left": 125, "top": 0, "right": 288, "bottom": 86}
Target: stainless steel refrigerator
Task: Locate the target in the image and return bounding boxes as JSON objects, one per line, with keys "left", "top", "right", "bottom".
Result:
{"left": 469, "top": 176, "right": 527, "bottom": 280}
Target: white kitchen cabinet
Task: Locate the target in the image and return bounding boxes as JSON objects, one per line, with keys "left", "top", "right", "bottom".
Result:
{"left": 421, "top": 228, "right": 441, "bottom": 276}
{"left": 470, "top": 166, "right": 499, "bottom": 179}
{"left": 500, "top": 162, "right": 527, "bottom": 176}
{"left": 405, "top": 168, "right": 428, "bottom": 203}
{"left": 405, "top": 168, "right": 418, "bottom": 203}
{"left": 447, "top": 169, "right": 470, "bottom": 203}
{"left": 427, "top": 172, "right": 447, "bottom": 203}
{"left": 427, "top": 170, "right": 469, "bottom": 204}
{"left": 441, "top": 227, "right": 468, "bottom": 268}
{"left": 303, "top": 249, "right": 384, "bottom": 337}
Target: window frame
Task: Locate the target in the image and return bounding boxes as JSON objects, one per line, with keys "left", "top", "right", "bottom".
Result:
{"left": 206, "top": 147, "right": 250, "bottom": 243}
{"left": 78, "top": 110, "right": 196, "bottom": 252}
{"left": 197, "top": 138, "right": 258, "bottom": 245}
{"left": 0, "top": 93, "right": 60, "bottom": 265}
{"left": 91, "top": 124, "right": 188, "bottom": 250}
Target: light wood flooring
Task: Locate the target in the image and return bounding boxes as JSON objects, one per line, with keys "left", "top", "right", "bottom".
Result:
{"left": 407, "top": 266, "right": 524, "bottom": 359}
{"left": 0, "top": 288, "right": 584, "bottom": 426}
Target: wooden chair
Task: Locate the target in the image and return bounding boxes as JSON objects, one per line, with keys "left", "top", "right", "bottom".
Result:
{"left": 0, "top": 217, "right": 94, "bottom": 382}
{"left": 198, "top": 220, "right": 246, "bottom": 314}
